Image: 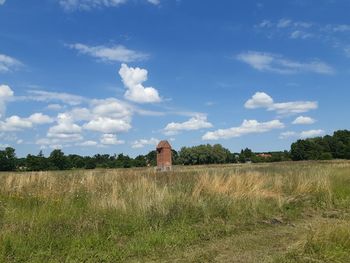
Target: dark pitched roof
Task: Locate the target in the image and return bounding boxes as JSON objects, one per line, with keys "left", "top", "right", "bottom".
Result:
{"left": 157, "top": 140, "right": 171, "bottom": 149}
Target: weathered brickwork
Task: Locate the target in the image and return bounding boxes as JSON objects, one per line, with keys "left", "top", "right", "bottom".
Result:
{"left": 156, "top": 140, "right": 172, "bottom": 171}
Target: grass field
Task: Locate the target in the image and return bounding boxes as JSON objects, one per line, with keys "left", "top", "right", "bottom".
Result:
{"left": 1, "top": 161, "right": 350, "bottom": 262}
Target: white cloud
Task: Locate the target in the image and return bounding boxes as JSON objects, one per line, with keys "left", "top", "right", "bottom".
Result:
{"left": 331, "top": 24, "right": 350, "bottom": 32}
{"left": 47, "top": 113, "right": 82, "bottom": 141}
{"left": 59, "top": 0, "right": 159, "bottom": 11}
{"left": 131, "top": 138, "right": 159, "bottom": 148}
{"left": 300, "top": 129, "right": 325, "bottom": 139}
{"left": 290, "top": 30, "right": 313, "bottom": 39}
{"left": 292, "top": 116, "right": 316, "bottom": 125}
{"left": 91, "top": 98, "right": 132, "bottom": 119}
{"left": 0, "top": 116, "right": 32, "bottom": 131}
{"left": 59, "top": 0, "right": 127, "bottom": 11}
{"left": 78, "top": 140, "right": 98, "bottom": 147}
{"left": 164, "top": 115, "right": 213, "bottom": 135}
{"left": 257, "top": 20, "right": 273, "bottom": 28}
{"left": 279, "top": 129, "right": 325, "bottom": 140}
{"left": 28, "top": 113, "right": 54, "bottom": 124}
{"left": 0, "top": 84, "right": 14, "bottom": 118}
{"left": 36, "top": 138, "right": 65, "bottom": 150}
{"left": 47, "top": 104, "right": 64, "bottom": 111}
{"left": 271, "top": 101, "right": 318, "bottom": 115}
{"left": 0, "top": 85, "right": 13, "bottom": 98}
{"left": 277, "top": 19, "right": 292, "bottom": 28}
{"left": 237, "top": 51, "right": 334, "bottom": 75}
{"left": 68, "top": 43, "right": 149, "bottom": 63}
{"left": 119, "top": 63, "right": 161, "bottom": 103}
{"left": 100, "top": 134, "right": 124, "bottom": 145}
{"left": 256, "top": 19, "right": 350, "bottom": 58}
{"left": 0, "top": 0, "right": 6, "bottom": 5}
{"left": 65, "top": 107, "right": 92, "bottom": 121}
{"left": 245, "top": 92, "right": 318, "bottom": 115}
{"left": 0, "top": 54, "right": 21, "bottom": 73}
{"left": 52, "top": 98, "right": 133, "bottom": 134}
{"left": 27, "top": 90, "right": 85, "bottom": 106}
{"left": 147, "top": 0, "right": 160, "bottom": 5}
{"left": 0, "top": 113, "right": 53, "bottom": 132}
{"left": 256, "top": 19, "right": 313, "bottom": 32}
{"left": 244, "top": 92, "right": 274, "bottom": 109}
{"left": 279, "top": 131, "right": 298, "bottom": 139}
{"left": 203, "top": 119, "right": 284, "bottom": 140}
{"left": 84, "top": 117, "right": 131, "bottom": 133}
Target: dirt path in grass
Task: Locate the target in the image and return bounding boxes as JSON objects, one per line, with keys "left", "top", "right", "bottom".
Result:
{"left": 140, "top": 216, "right": 341, "bottom": 263}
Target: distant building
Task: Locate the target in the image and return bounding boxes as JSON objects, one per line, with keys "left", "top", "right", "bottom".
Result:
{"left": 257, "top": 153, "right": 272, "bottom": 158}
{"left": 156, "top": 140, "right": 172, "bottom": 171}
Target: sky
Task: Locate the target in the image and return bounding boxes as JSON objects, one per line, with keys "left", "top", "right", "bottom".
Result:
{"left": 0, "top": 0, "right": 350, "bottom": 157}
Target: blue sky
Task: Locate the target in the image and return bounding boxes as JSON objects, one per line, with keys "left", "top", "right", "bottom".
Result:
{"left": 0, "top": 0, "right": 349, "bottom": 157}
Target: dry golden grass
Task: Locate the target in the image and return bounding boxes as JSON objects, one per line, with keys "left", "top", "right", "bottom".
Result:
{"left": 0, "top": 161, "right": 349, "bottom": 262}
{"left": 0, "top": 164, "right": 333, "bottom": 215}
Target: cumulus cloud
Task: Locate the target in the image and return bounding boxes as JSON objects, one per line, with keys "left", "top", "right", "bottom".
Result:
{"left": 47, "top": 113, "right": 82, "bottom": 141}
{"left": 203, "top": 119, "right": 284, "bottom": 140}
{"left": 131, "top": 138, "right": 159, "bottom": 148}
{"left": 28, "top": 113, "right": 54, "bottom": 124}
{"left": 164, "top": 115, "right": 213, "bottom": 135}
{"left": 68, "top": 43, "right": 149, "bottom": 63}
{"left": 237, "top": 51, "right": 334, "bottom": 75}
{"left": 0, "top": 54, "right": 22, "bottom": 73}
{"left": 84, "top": 117, "right": 131, "bottom": 133}
{"left": 50, "top": 98, "right": 133, "bottom": 134}
{"left": 119, "top": 63, "right": 161, "bottom": 103}
{"left": 91, "top": 98, "right": 132, "bottom": 119}
{"left": 0, "top": 116, "right": 32, "bottom": 131}
{"left": 64, "top": 107, "right": 92, "bottom": 121}
{"left": 244, "top": 92, "right": 274, "bottom": 109}
{"left": 0, "top": 84, "right": 14, "bottom": 118}
{"left": 245, "top": 92, "right": 318, "bottom": 115}
{"left": 0, "top": 113, "right": 53, "bottom": 132}
{"left": 292, "top": 116, "right": 316, "bottom": 125}
{"left": 100, "top": 134, "right": 124, "bottom": 145}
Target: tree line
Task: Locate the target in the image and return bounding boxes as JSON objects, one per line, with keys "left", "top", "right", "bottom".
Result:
{"left": 291, "top": 130, "right": 350, "bottom": 161}
{"left": 0, "top": 130, "right": 349, "bottom": 171}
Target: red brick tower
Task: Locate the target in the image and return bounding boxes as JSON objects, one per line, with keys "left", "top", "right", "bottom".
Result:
{"left": 156, "top": 140, "right": 172, "bottom": 171}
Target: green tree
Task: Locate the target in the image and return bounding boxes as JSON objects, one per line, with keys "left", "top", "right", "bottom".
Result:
{"left": 0, "top": 147, "right": 17, "bottom": 171}
{"left": 49, "top": 149, "right": 69, "bottom": 170}
{"left": 239, "top": 148, "right": 254, "bottom": 163}
{"left": 26, "top": 151, "right": 50, "bottom": 171}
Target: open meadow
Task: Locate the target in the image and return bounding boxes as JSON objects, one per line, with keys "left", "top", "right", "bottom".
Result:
{"left": 1, "top": 161, "right": 350, "bottom": 262}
